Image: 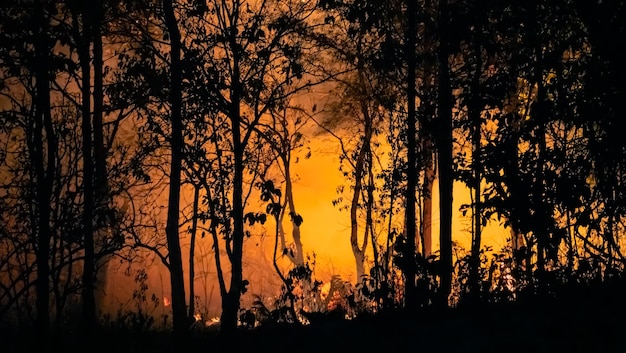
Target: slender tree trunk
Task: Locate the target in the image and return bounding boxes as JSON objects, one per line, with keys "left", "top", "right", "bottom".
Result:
{"left": 76, "top": 8, "right": 96, "bottom": 332}
{"left": 349, "top": 130, "right": 370, "bottom": 283}
{"left": 404, "top": 0, "right": 418, "bottom": 311}
{"left": 203, "top": 180, "right": 228, "bottom": 308}
{"left": 204, "top": 138, "right": 229, "bottom": 322}
{"left": 92, "top": 0, "right": 106, "bottom": 193}
{"left": 530, "top": 2, "right": 547, "bottom": 285}
{"left": 348, "top": 56, "right": 372, "bottom": 284}
{"left": 469, "top": 17, "right": 483, "bottom": 301}
{"left": 366, "top": 165, "right": 382, "bottom": 306}
{"left": 278, "top": 156, "right": 304, "bottom": 266}
{"left": 271, "top": 195, "right": 297, "bottom": 322}
{"left": 436, "top": 0, "right": 453, "bottom": 308}
{"left": 419, "top": 44, "right": 436, "bottom": 260}
{"left": 367, "top": 167, "right": 379, "bottom": 273}
{"left": 163, "top": 0, "right": 188, "bottom": 342}
{"left": 222, "top": 116, "right": 244, "bottom": 333}
{"left": 284, "top": 160, "right": 304, "bottom": 266}
{"left": 565, "top": 210, "right": 575, "bottom": 275}
{"left": 221, "top": 11, "right": 244, "bottom": 331}
{"left": 33, "top": 0, "right": 54, "bottom": 338}
{"left": 91, "top": 0, "right": 109, "bottom": 318}
{"left": 188, "top": 185, "right": 200, "bottom": 319}
{"left": 384, "top": 154, "right": 398, "bottom": 296}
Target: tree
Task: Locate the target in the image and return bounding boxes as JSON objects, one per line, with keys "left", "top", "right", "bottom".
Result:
{"left": 436, "top": 0, "right": 453, "bottom": 307}
{"left": 177, "top": 0, "right": 321, "bottom": 333}
{"left": 0, "top": 0, "right": 131, "bottom": 334}
{"left": 68, "top": 0, "right": 97, "bottom": 331}
{"left": 32, "top": 0, "right": 56, "bottom": 336}
{"left": 404, "top": 0, "right": 419, "bottom": 310}
{"left": 254, "top": 104, "right": 310, "bottom": 268}
{"left": 162, "top": 0, "right": 188, "bottom": 341}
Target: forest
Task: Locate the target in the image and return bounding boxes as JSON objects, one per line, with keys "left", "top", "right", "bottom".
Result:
{"left": 1, "top": 0, "right": 626, "bottom": 351}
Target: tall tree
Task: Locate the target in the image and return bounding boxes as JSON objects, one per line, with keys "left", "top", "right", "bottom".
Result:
{"left": 33, "top": 0, "right": 56, "bottom": 337}
{"left": 436, "top": 0, "right": 453, "bottom": 307}
{"left": 69, "top": 0, "right": 97, "bottom": 331}
{"left": 0, "top": 0, "right": 127, "bottom": 330}
{"left": 404, "top": 0, "right": 419, "bottom": 310}
{"left": 178, "top": 0, "right": 320, "bottom": 332}
{"left": 162, "top": 0, "right": 188, "bottom": 341}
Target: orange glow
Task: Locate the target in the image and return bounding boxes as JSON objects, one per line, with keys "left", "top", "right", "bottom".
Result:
{"left": 291, "top": 142, "right": 512, "bottom": 275}
{"left": 99, "top": 125, "right": 514, "bottom": 319}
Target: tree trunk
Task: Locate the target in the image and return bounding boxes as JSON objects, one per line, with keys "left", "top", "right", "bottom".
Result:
{"left": 278, "top": 156, "right": 304, "bottom": 266}
{"left": 188, "top": 185, "right": 200, "bottom": 319}
{"left": 348, "top": 53, "right": 373, "bottom": 284}
{"left": 367, "top": 167, "right": 379, "bottom": 274}
{"left": 421, "top": 146, "right": 435, "bottom": 258}
{"left": 92, "top": 0, "right": 106, "bottom": 193}
{"left": 403, "top": 0, "right": 419, "bottom": 311}
{"left": 76, "top": 7, "right": 96, "bottom": 332}
{"left": 350, "top": 138, "right": 369, "bottom": 283}
{"left": 221, "top": 12, "right": 244, "bottom": 331}
{"left": 163, "top": 0, "right": 188, "bottom": 342}
{"left": 33, "top": 0, "right": 54, "bottom": 338}
{"left": 284, "top": 161, "right": 304, "bottom": 266}
{"left": 469, "top": 15, "right": 483, "bottom": 301}
{"left": 350, "top": 106, "right": 372, "bottom": 283}
{"left": 436, "top": 0, "right": 453, "bottom": 308}
{"left": 91, "top": 0, "right": 110, "bottom": 319}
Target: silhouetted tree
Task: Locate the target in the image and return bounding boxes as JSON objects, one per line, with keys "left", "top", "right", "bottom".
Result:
{"left": 436, "top": 0, "right": 454, "bottom": 307}
{"left": 162, "top": 0, "right": 188, "bottom": 342}
{"left": 178, "top": 0, "right": 321, "bottom": 333}
{"left": 32, "top": 0, "right": 55, "bottom": 336}
{"left": 0, "top": 1, "right": 130, "bottom": 334}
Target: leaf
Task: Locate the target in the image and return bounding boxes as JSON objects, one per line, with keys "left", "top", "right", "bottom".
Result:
{"left": 293, "top": 214, "right": 303, "bottom": 226}
{"left": 244, "top": 212, "right": 256, "bottom": 225}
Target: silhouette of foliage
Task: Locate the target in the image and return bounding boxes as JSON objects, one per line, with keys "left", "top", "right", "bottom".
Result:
{"left": 4, "top": 1, "right": 626, "bottom": 351}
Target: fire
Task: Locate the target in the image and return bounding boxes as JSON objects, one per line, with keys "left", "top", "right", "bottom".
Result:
{"left": 205, "top": 317, "right": 220, "bottom": 327}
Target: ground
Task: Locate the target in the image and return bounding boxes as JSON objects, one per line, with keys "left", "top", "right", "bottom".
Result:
{"left": 3, "top": 281, "right": 625, "bottom": 353}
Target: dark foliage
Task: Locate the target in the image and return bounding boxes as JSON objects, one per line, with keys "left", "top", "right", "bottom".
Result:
{"left": 2, "top": 277, "right": 626, "bottom": 353}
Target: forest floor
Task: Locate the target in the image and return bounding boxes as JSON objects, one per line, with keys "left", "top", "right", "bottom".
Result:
{"left": 3, "top": 281, "right": 626, "bottom": 353}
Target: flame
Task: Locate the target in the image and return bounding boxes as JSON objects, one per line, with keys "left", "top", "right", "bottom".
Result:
{"left": 163, "top": 297, "right": 171, "bottom": 307}
{"left": 205, "top": 317, "right": 220, "bottom": 327}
